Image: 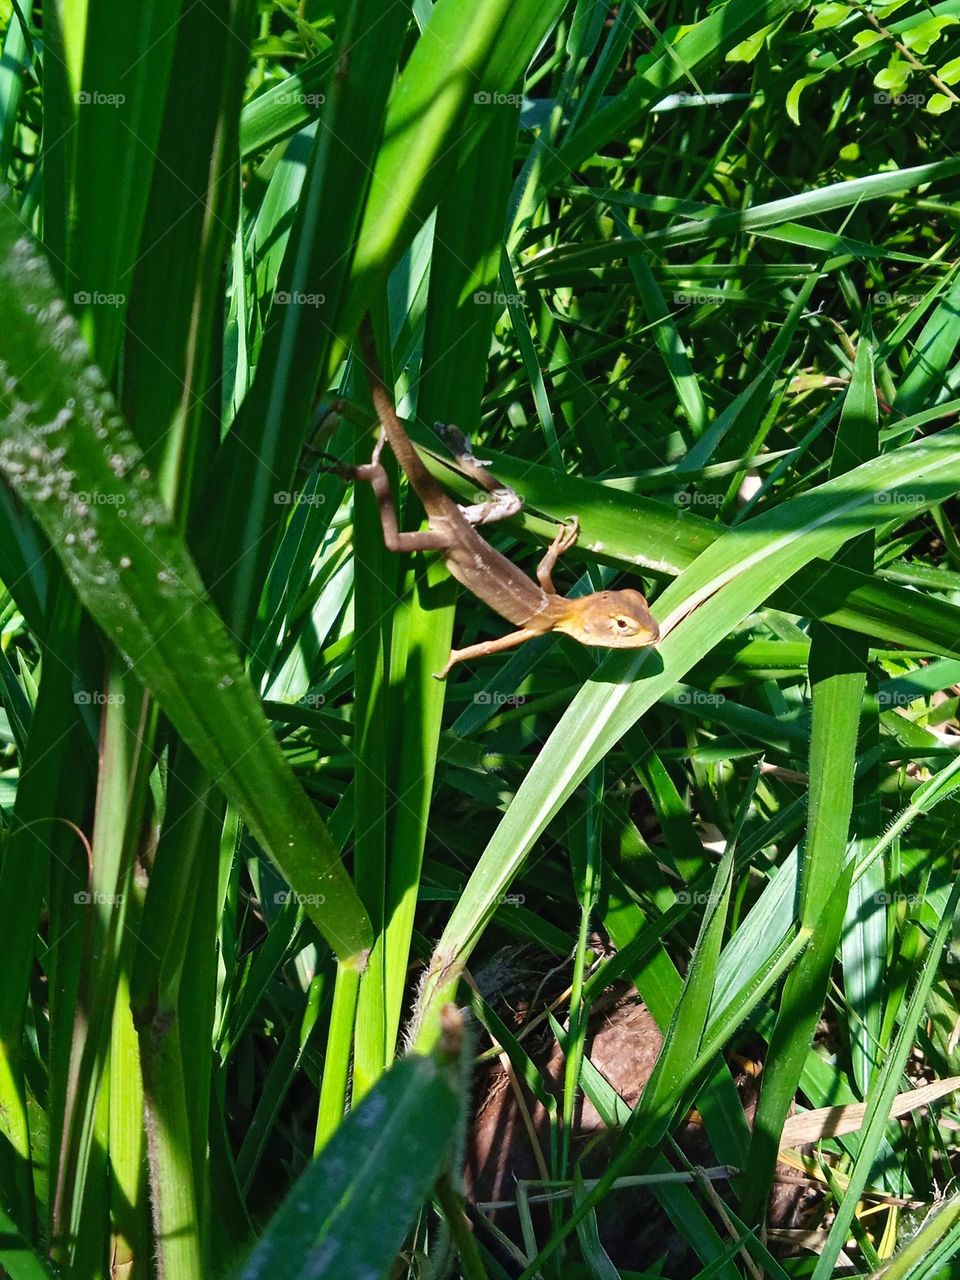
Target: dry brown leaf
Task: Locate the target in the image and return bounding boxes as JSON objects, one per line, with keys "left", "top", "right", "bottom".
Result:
{"left": 779, "top": 1076, "right": 960, "bottom": 1147}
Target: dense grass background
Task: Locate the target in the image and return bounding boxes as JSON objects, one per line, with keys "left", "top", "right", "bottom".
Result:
{"left": 1, "top": 0, "right": 960, "bottom": 1276}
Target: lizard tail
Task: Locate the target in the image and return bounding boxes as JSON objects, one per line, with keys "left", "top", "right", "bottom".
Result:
{"left": 358, "top": 316, "right": 445, "bottom": 505}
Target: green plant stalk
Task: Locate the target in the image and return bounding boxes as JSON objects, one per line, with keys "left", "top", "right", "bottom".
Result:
{"left": 131, "top": 754, "right": 226, "bottom": 1271}
{"left": 351, "top": 322, "right": 396, "bottom": 1097}
{"left": 561, "top": 766, "right": 603, "bottom": 1181}
{"left": 175, "top": 799, "right": 226, "bottom": 1261}
{"left": 0, "top": 580, "right": 82, "bottom": 1240}
{"left": 53, "top": 672, "right": 157, "bottom": 1270}
{"left": 379, "top": 556, "right": 456, "bottom": 1056}
{"left": 315, "top": 963, "right": 362, "bottom": 1151}
{"left": 435, "top": 1174, "right": 489, "bottom": 1280}
{"left": 377, "top": 100, "right": 518, "bottom": 1059}
{"left": 140, "top": 1014, "right": 203, "bottom": 1280}
{"left": 109, "top": 968, "right": 148, "bottom": 1278}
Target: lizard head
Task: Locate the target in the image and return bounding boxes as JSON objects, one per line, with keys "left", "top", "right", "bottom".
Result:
{"left": 553, "top": 589, "right": 660, "bottom": 649}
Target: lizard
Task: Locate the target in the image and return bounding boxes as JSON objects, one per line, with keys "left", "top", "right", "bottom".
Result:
{"left": 331, "top": 319, "right": 660, "bottom": 680}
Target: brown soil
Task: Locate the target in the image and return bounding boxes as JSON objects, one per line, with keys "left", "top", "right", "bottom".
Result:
{"left": 467, "top": 984, "right": 818, "bottom": 1276}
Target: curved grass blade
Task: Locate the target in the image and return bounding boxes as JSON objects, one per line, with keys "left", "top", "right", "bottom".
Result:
{"left": 408, "top": 422, "right": 960, "bottom": 660}
{"left": 239, "top": 49, "right": 334, "bottom": 157}
{"left": 535, "top": 160, "right": 960, "bottom": 269}
{"left": 411, "top": 422, "right": 960, "bottom": 1044}
{"left": 0, "top": 200, "right": 371, "bottom": 965}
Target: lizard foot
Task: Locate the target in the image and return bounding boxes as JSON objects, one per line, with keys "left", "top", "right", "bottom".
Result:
{"left": 551, "top": 516, "right": 580, "bottom": 556}
{"left": 305, "top": 449, "right": 357, "bottom": 480}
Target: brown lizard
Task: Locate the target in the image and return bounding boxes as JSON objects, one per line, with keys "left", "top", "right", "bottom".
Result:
{"left": 338, "top": 320, "right": 659, "bottom": 679}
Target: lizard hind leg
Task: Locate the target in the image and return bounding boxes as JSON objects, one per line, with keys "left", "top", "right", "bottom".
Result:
{"left": 537, "top": 517, "right": 580, "bottom": 594}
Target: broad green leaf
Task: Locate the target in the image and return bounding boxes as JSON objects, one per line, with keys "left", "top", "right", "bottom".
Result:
{"left": 786, "top": 75, "right": 820, "bottom": 125}
{"left": 901, "top": 17, "right": 958, "bottom": 54}
{"left": 726, "top": 23, "right": 774, "bottom": 61}
{"left": 875, "top": 57, "right": 912, "bottom": 93}
{"left": 811, "top": 4, "right": 849, "bottom": 31}
{"left": 927, "top": 93, "right": 954, "bottom": 114}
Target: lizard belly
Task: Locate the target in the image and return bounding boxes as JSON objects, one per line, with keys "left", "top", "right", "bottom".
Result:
{"left": 443, "top": 534, "right": 560, "bottom": 631}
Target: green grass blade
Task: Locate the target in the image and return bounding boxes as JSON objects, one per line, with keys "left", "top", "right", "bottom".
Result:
{"left": 0, "top": 201, "right": 371, "bottom": 964}
{"left": 545, "top": 0, "right": 800, "bottom": 185}
{"left": 238, "top": 1042, "right": 466, "bottom": 1280}
{"left": 342, "top": 0, "right": 568, "bottom": 340}
{"left": 0, "top": 1200, "right": 57, "bottom": 1280}
{"left": 377, "top": 101, "right": 520, "bottom": 1066}
{"left": 62, "top": 0, "right": 185, "bottom": 378}
{"left": 196, "top": 0, "right": 408, "bottom": 643}
{"left": 239, "top": 49, "right": 334, "bottom": 157}
{"left": 810, "top": 874, "right": 960, "bottom": 1280}
{"left": 0, "top": 0, "right": 32, "bottom": 178}
{"left": 408, "top": 421, "right": 960, "bottom": 659}
{"left": 742, "top": 336, "right": 879, "bottom": 1220}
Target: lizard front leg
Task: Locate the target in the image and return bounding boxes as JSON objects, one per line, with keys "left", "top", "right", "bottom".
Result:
{"left": 434, "top": 628, "right": 543, "bottom": 680}
{"left": 431, "top": 422, "right": 523, "bottom": 527}
{"left": 537, "top": 517, "right": 580, "bottom": 595}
